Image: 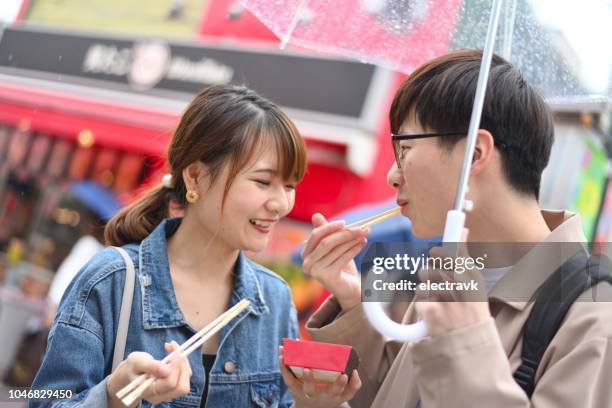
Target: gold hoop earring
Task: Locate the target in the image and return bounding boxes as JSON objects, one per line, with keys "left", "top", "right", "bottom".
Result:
{"left": 186, "top": 190, "right": 200, "bottom": 204}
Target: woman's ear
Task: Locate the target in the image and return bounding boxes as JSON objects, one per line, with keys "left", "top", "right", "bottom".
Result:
{"left": 470, "top": 129, "right": 495, "bottom": 176}
{"left": 182, "top": 161, "right": 209, "bottom": 191}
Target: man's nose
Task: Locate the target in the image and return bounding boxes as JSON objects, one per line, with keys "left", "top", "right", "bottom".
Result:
{"left": 387, "top": 164, "right": 403, "bottom": 188}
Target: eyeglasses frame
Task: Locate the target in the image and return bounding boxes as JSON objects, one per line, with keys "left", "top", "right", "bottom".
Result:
{"left": 391, "top": 132, "right": 509, "bottom": 168}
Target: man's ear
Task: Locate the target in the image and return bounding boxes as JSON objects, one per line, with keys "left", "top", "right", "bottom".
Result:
{"left": 182, "top": 161, "right": 209, "bottom": 191}
{"left": 470, "top": 129, "right": 495, "bottom": 176}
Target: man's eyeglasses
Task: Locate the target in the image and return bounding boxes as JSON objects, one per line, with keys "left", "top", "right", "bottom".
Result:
{"left": 391, "top": 132, "right": 509, "bottom": 168}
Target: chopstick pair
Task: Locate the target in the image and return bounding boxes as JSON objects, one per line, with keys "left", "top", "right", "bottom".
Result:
{"left": 116, "top": 299, "right": 251, "bottom": 406}
{"left": 346, "top": 207, "right": 401, "bottom": 229}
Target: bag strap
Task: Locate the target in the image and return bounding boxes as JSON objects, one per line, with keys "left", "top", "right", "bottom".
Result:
{"left": 111, "top": 247, "right": 136, "bottom": 372}
{"left": 513, "top": 252, "right": 612, "bottom": 397}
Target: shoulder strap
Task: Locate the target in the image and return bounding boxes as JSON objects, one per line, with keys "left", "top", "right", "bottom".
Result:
{"left": 513, "top": 252, "right": 612, "bottom": 397}
{"left": 111, "top": 247, "right": 136, "bottom": 372}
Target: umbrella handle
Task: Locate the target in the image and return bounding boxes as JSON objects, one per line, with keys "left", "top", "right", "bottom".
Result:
{"left": 442, "top": 210, "right": 466, "bottom": 243}
{"left": 363, "top": 302, "right": 427, "bottom": 342}
{"left": 361, "top": 210, "right": 465, "bottom": 341}
{"left": 362, "top": 0, "right": 504, "bottom": 343}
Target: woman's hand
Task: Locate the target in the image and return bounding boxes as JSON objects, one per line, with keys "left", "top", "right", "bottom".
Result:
{"left": 301, "top": 213, "right": 369, "bottom": 311}
{"left": 280, "top": 346, "right": 361, "bottom": 408}
{"left": 107, "top": 341, "right": 193, "bottom": 407}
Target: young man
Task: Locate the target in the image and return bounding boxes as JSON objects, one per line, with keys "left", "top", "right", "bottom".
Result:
{"left": 294, "top": 50, "right": 612, "bottom": 407}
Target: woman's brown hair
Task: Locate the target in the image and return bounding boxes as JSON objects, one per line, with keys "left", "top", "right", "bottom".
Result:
{"left": 105, "top": 85, "right": 307, "bottom": 246}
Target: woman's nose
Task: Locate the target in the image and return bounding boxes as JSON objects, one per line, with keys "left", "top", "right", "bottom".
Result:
{"left": 266, "top": 187, "right": 290, "bottom": 215}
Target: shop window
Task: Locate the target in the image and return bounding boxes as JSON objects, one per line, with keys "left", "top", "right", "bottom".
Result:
{"left": 46, "top": 139, "right": 73, "bottom": 180}
{"left": 114, "top": 153, "right": 144, "bottom": 192}
{"left": 26, "top": 135, "right": 52, "bottom": 176}
{"left": 68, "top": 146, "right": 94, "bottom": 180}
{"left": 0, "top": 125, "right": 11, "bottom": 164}
{"left": 6, "top": 126, "right": 31, "bottom": 170}
{"left": 92, "top": 147, "right": 118, "bottom": 188}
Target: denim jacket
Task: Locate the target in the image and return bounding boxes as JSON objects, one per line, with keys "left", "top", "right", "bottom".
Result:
{"left": 31, "top": 218, "right": 298, "bottom": 407}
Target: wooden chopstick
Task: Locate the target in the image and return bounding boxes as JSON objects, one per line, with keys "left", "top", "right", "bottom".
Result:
{"left": 346, "top": 207, "right": 401, "bottom": 229}
{"left": 115, "top": 298, "right": 250, "bottom": 399}
{"left": 116, "top": 299, "right": 250, "bottom": 405}
{"left": 120, "top": 299, "right": 250, "bottom": 406}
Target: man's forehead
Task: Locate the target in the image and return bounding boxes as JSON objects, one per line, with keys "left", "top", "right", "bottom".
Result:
{"left": 399, "top": 114, "right": 426, "bottom": 134}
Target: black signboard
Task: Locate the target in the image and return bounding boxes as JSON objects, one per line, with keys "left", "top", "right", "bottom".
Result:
{"left": 0, "top": 25, "right": 380, "bottom": 120}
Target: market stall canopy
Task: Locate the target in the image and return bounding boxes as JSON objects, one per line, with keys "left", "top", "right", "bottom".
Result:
{"left": 70, "top": 181, "right": 121, "bottom": 222}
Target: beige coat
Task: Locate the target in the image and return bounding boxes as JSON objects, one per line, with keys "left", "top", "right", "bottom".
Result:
{"left": 307, "top": 211, "right": 612, "bottom": 408}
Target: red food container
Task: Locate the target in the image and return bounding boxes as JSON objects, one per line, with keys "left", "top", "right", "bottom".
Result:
{"left": 282, "top": 338, "right": 360, "bottom": 383}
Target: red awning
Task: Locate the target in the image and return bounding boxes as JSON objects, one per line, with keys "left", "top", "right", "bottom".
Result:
{"left": 0, "top": 82, "right": 176, "bottom": 155}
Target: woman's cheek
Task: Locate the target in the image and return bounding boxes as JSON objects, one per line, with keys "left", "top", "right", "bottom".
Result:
{"left": 286, "top": 191, "right": 296, "bottom": 213}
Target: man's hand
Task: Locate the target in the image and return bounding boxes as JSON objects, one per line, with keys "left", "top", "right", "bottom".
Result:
{"left": 415, "top": 229, "right": 491, "bottom": 336}
{"left": 301, "top": 213, "right": 369, "bottom": 311}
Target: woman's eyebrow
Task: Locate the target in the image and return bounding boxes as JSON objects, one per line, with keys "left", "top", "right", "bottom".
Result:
{"left": 251, "top": 168, "right": 278, "bottom": 175}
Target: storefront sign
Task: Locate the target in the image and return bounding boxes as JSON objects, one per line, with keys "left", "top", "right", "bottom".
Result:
{"left": 0, "top": 25, "right": 380, "bottom": 120}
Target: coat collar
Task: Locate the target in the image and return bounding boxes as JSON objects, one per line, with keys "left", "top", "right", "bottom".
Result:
{"left": 488, "top": 210, "right": 588, "bottom": 311}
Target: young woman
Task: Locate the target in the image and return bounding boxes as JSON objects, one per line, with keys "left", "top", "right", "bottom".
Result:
{"left": 31, "top": 85, "right": 307, "bottom": 407}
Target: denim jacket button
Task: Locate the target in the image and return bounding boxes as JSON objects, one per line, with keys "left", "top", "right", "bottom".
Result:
{"left": 224, "top": 361, "right": 236, "bottom": 374}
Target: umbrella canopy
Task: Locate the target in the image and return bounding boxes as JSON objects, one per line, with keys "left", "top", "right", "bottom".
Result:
{"left": 240, "top": 0, "right": 611, "bottom": 104}
{"left": 240, "top": 0, "right": 612, "bottom": 341}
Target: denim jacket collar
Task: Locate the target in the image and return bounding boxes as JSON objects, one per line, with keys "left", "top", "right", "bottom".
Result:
{"left": 138, "top": 218, "right": 269, "bottom": 330}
